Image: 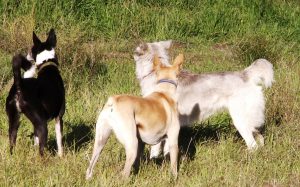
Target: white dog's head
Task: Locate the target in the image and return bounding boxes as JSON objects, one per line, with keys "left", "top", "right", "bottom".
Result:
{"left": 134, "top": 40, "right": 172, "bottom": 80}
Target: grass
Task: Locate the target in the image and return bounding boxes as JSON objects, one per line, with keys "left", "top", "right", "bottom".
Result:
{"left": 0, "top": 0, "right": 300, "bottom": 186}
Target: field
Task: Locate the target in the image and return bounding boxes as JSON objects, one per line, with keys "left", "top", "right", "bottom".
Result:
{"left": 0, "top": 0, "right": 299, "bottom": 186}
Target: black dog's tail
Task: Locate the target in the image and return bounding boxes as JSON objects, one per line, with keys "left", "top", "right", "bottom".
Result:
{"left": 12, "top": 54, "right": 32, "bottom": 90}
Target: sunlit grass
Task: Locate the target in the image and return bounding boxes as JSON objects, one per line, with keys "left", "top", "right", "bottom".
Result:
{"left": 0, "top": 0, "right": 299, "bottom": 186}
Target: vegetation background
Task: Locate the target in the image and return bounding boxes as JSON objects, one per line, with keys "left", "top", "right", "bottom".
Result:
{"left": 0, "top": 0, "right": 299, "bottom": 186}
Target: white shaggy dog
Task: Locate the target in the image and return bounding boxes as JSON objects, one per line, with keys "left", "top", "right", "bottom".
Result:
{"left": 134, "top": 40, "right": 274, "bottom": 158}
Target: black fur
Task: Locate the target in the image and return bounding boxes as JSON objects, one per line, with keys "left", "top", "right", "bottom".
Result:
{"left": 6, "top": 29, "right": 65, "bottom": 156}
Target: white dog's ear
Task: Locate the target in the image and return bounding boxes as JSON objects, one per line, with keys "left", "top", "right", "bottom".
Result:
{"left": 140, "top": 42, "right": 148, "bottom": 52}
{"left": 134, "top": 42, "right": 148, "bottom": 56}
{"left": 172, "top": 53, "right": 184, "bottom": 73}
{"left": 159, "top": 40, "right": 172, "bottom": 49}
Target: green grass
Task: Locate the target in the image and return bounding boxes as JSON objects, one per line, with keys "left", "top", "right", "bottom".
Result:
{"left": 0, "top": 0, "right": 300, "bottom": 186}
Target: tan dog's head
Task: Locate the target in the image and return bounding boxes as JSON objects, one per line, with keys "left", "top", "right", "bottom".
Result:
{"left": 153, "top": 54, "right": 184, "bottom": 82}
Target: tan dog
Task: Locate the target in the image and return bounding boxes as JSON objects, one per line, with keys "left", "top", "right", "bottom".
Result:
{"left": 86, "top": 54, "right": 184, "bottom": 179}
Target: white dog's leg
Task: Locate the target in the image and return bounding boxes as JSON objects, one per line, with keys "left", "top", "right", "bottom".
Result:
{"left": 229, "top": 108, "right": 258, "bottom": 150}
{"left": 238, "top": 127, "right": 257, "bottom": 150}
{"left": 150, "top": 142, "right": 162, "bottom": 159}
{"left": 163, "top": 138, "right": 170, "bottom": 156}
{"left": 55, "top": 117, "right": 63, "bottom": 157}
{"left": 86, "top": 116, "right": 112, "bottom": 180}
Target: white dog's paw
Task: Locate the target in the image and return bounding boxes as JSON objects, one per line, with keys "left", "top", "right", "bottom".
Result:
{"left": 86, "top": 170, "right": 92, "bottom": 180}
{"left": 247, "top": 142, "right": 259, "bottom": 152}
{"left": 57, "top": 150, "right": 63, "bottom": 157}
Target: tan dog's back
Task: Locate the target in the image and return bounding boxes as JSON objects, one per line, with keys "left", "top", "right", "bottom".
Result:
{"left": 109, "top": 92, "right": 176, "bottom": 145}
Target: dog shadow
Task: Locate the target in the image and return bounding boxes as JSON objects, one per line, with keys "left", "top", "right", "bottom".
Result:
{"left": 178, "top": 124, "right": 225, "bottom": 160}
{"left": 149, "top": 124, "right": 226, "bottom": 166}
{"left": 177, "top": 104, "right": 227, "bottom": 160}
{"left": 150, "top": 104, "right": 234, "bottom": 165}
{"left": 48, "top": 122, "right": 93, "bottom": 155}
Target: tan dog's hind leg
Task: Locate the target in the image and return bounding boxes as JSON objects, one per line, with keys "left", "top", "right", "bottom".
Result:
{"left": 109, "top": 110, "right": 139, "bottom": 178}
{"left": 86, "top": 114, "right": 112, "bottom": 180}
{"left": 122, "top": 141, "right": 138, "bottom": 178}
{"left": 169, "top": 145, "right": 178, "bottom": 178}
{"left": 121, "top": 126, "right": 139, "bottom": 177}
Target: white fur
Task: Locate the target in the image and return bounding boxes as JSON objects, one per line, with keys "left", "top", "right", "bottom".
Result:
{"left": 26, "top": 53, "right": 34, "bottom": 62}
{"left": 23, "top": 53, "right": 36, "bottom": 78}
{"left": 134, "top": 41, "right": 171, "bottom": 96}
{"left": 34, "top": 136, "right": 39, "bottom": 146}
{"left": 36, "top": 48, "right": 55, "bottom": 65}
{"left": 23, "top": 65, "right": 36, "bottom": 78}
{"left": 134, "top": 41, "right": 274, "bottom": 157}
{"left": 55, "top": 117, "right": 63, "bottom": 157}
{"left": 15, "top": 98, "right": 21, "bottom": 112}
{"left": 244, "top": 59, "right": 274, "bottom": 88}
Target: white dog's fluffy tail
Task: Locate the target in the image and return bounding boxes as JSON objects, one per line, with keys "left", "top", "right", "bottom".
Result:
{"left": 244, "top": 59, "right": 274, "bottom": 88}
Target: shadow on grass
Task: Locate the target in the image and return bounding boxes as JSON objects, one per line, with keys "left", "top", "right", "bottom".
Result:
{"left": 150, "top": 122, "right": 232, "bottom": 166}
{"left": 179, "top": 125, "right": 221, "bottom": 160}
{"left": 48, "top": 122, "right": 93, "bottom": 155}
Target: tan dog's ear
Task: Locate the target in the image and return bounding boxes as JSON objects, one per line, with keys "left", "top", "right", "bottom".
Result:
{"left": 153, "top": 55, "right": 162, "bottom": 71}
{"left": 172, "top": 53, "right": 184, "bottom": 73}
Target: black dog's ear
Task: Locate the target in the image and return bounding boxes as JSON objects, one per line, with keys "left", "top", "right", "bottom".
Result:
{"left": 33, "top": 31, "right": 41, "bottom": 46}
{"left": 46, "top": 28, "right": 56, "bottom": 48}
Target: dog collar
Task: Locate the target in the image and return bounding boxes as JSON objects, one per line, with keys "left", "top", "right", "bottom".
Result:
{"left": 37, "top": 61, "right": 58, "bottom": 72}
{"left": 157, "top": 79, "right": 177, "bottom": 87}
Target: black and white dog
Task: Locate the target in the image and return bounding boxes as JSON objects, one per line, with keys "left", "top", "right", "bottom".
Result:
{"left": 6, "top": 29, "right": 65, "bottom": 157}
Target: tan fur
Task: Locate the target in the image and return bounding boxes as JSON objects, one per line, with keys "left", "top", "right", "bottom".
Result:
{"left": 110, "top": 93, "right": 171, "bottom": 136}
{"left": 86, "top": 54, "right": 184, "bottom": 180}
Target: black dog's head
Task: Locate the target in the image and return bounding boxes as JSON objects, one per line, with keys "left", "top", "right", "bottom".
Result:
{"left": 27, "top": 28, "right": 57, "bottom": 65}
